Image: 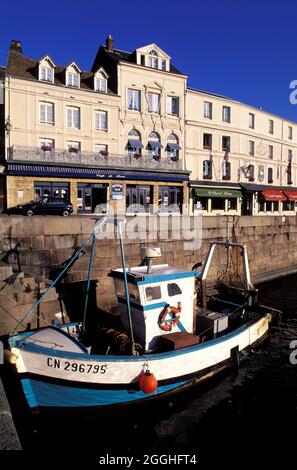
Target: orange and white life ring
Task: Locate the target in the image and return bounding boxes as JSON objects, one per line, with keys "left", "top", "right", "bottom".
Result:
{"left": 158, "top": 303, "right": 182, "bottom": 332}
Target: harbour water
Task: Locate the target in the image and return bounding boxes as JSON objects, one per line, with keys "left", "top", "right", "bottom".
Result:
{"left": 2, "top": 274, "right": 297, "bottom": 464}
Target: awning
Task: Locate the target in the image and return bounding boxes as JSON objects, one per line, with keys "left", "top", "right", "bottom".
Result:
{"left": 283, "top": 190, "right": 297, "bottom": 201}
{"left": 193, "top": 187, "right": 241, "bottom": 198}
{"left": 148, "top": 141, "right": 162, "bottom": 149}
{"left": 166, "top": 143, "right": 181, "bottom": 151}
{"left": 261, "top": 189, "right": 286, "bottom": 201}
{"left": 128, "top": 139, "right": 143, "bottom": 149}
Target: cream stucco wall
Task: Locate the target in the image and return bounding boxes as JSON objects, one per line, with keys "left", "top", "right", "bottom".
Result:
{"left": 186, "top": 89, "right": 297, "bottom": 186}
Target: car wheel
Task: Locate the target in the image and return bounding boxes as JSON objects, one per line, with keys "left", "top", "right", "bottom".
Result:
{"left": 27, "top": 209, "right": 34, "bottom": 216}
{"left": 62, "top": 210, "right": 70, "bottom": 217}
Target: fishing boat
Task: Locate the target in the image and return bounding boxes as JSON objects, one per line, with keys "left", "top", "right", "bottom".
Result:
{"left": 4, "top": 217, "right": 276, "bottom": 410}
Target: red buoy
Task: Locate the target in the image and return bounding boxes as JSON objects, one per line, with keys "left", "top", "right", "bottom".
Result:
{"left": 139, "top": 370, "right": 158, "bottom": 394}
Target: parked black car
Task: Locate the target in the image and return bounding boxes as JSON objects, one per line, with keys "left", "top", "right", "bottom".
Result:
{"left": 7, "top": 197, "right": 73, "bottom": 216}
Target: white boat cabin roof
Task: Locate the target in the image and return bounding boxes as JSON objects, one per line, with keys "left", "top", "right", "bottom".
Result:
{"left": 109, "top": 264, "right": 197, "bottom": 285}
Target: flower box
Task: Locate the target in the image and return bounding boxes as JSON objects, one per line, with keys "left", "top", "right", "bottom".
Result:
{"left": 68, "top": 147, "right": 78, "bottom": 153}
{"left": 133, "top": 153, "right": 142, "bottom": 159}
{"left": 171, "top": 156, "right": 178, "bottom": 162}
{"left": 100, "top": 150, "right": 108, "bottom": 157}
{"left": 41, "top": 145, "right": 52, "bottom": 152}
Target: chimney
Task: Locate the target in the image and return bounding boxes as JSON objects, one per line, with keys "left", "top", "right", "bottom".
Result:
{"left": 10, "top": 40, "right": 22, "bottom": 54}
{"left": 106, "top": 34, "right": 114, "bottom": 53}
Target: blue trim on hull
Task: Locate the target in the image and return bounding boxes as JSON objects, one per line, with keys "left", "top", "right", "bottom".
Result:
{"left": 21, "top": 378, "right": 189, "bottom": 409}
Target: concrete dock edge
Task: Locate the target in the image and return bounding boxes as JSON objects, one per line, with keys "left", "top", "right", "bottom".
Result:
{"left": 0, "top": 376, "right": 22, "bottom": 450}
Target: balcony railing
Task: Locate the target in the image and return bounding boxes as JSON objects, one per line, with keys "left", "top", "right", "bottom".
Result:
{"left": 8, "top": 146, "right": 182, "bottom": 171}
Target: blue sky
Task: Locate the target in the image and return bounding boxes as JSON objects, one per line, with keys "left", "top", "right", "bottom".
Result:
{"left": 1, "top": 0, "right": 297, "bottom": 121}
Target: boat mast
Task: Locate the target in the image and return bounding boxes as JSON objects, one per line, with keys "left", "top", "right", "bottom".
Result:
{"left": 82, "top": 231, "right": 96, "bottom": 333}
{"left": 117, "top": 218, "right": 137, "bottom": 355}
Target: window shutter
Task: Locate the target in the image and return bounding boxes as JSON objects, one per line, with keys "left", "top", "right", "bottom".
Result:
{"left": 67, "top": 108, "right": 72, "bottom": 127}
{"left": 148, "top": 93, "right": 152, "bottom": 112}
{"left": 166, "top": 97, "right": 171, "bottom": 114}
{"left": 40, "top": 104, "right": 46, "bottom": 122}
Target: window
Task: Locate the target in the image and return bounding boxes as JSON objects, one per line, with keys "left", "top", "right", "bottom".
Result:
{"left": 148, "top": 131, "right": 161, "bottom": 158}
{"left": 247, "top": 164, "right": 255, "bottom": 181}
{"left": 166, "top": 96, "right": 179, "bottom": 116}
{"left": 269, "top": 119, "right": 274, "bottom": 134}
{"left": 67, "top": 141, "right": 80, "bottom": 153}
{"left": 148, "top": 93, "right": 160, "bottom": 113}
{"left": 95, "top": 111, "right": 108, "bottom": 131}
{"left": 203, "top": 160, "right": 212, "bottom": 179}
{"left": 228, "top": 198, "right": 237, "bottom": 211}
{"left": 268, "top": 167, "right": 273, "bottom": 184}
{"left": 40, "top": 67, "right": 53, "bottom": 83}
{"left": 158, "top": 186, "right": 182, "bottom": 213}
{"left": 248, "top": 140, "right": 255, "bottom": 156}
{"left": 161, "top": 59, "right": 166, "bottom": 71}
{"left": 222, "top": 136, "right": 230, "bottom": 152}
{"left": 39, "top": 102, "right": 54, "bottom": 124}
{"left": 167, "top": 283, "right": 182, "bottom": 296}
{"left": 204, "top": 101, "right": 212, "bottom": 119}
{"left": 66, "top": 106, "right": 80, "bottom": 129}
{"left": 39, "top": 138, "right": 54, "bottom": 151}
{"left": 249, "top": 113, "right": 255, "bottom": 129}
{"left": 95, "top": 144, "right": 108, "bottom": 156}
{"left": 222, "top": 105, "right": 231, "bottom": 123}
{"left": 127, "top": 129, "right": 143, "bottom": 157}
{"left": 268, "top": 145, "right": 273, "bottom": 159}
{"left": 212, "top": 198, "right": 225, "bottom": 210}
{"left": 145, "top": 286, "right": 161, "bottom": 301}
{"left": 128, "top": 89, "right": 141, "bottom": 111}
{"left": 95, "top": 77, "right": 107, "bottom": 92}
{"left": 222, "top": 161, "right": 231, "bottom": 180}
{"left": 166, "top": 133, "right": 179, "bottom": 159}
{"left": 203, "top": 133, "right": 212, "bottom": 150}
{"left": 67, "top": 72, "right": 79, "bottom": 87}
{"left": 283, "top": 200, "right": 294, "bottom": 211}
{"left": 288, "top": 126, "right": 293, "bottom": 140}
{"left": 288, "top": 150, "right": 293, "bottom": 185}
{"left": 258, "top": 165, "right": 264, "bottom": 182}
{"left": 149, "top": 50, "right": 158, "bottom": 69}
{"left": 140, "top": 54, "right": 145, "bottom": 66}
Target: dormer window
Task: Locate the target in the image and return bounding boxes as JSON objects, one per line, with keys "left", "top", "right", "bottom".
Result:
{"left": 95, "top": 77, "right": 107, "bottom": 92}
{"left": 67, "top": 72, "right": 79, "bottom": 87}
{"left": 93, "top": 67, "right": 109, "bottom": 93}
{"left": 38, "top": 56, "right": 55, "bottom": 83}
{"left": 65, "top": 62, "right": 81, "bottom": 88}
{"left": 149, "top": 50, "right": 158, "bottom": 69}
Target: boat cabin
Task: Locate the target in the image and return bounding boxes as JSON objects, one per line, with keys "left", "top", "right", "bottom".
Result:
{"left": 109, "top": 259, "right": 197, "bottom": 352}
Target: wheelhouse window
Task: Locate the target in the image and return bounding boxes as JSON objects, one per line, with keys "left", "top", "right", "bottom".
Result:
{"left": 148, "top": 131, "right": 161, "bottom": 159}
{"left": 149, "top": 50, "right": 158, "bottom": 69}
{"left": 145, "top": 286, "right": 161, "bottom": 301}
{"left": 268, "top": 167, "right": 273, "bottom": 184}
{"left": 128, "top": 89, "right": 141, "bottom": 111}
{"left": 39, "top": 102, "right": 54, "bottom": 124}
{"left": 167, "top": 283, "right": 182, "bottom": 296}
{"left": 166, "top": 96, "right": 179, "bottom": 116}
{"left": 66, "top": 106, "right": 80, "bottom": 129}
{"left": 148, "top": 93, "right": 160, "bottom": 113}
{"left": 203, "top": 133, "right": 212, "bottom": 150}
{"left": 95, "top": 111, "right": 108, "bottom": 131}
{"left": 203, "top": 160, "right": 213, "bottom": 179}
{"left": 204, "top": 102, "right": 212, "bottom": 119}
{"left": 222, "top": 105, "right": 231, "bottom": 123}
{"left": 166, "top": 133, "right": 180, "bottom": 160}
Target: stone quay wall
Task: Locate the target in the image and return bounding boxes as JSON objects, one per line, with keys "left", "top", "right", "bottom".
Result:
{"left": 0, "top": 214, "right": 296, "bottom": 313}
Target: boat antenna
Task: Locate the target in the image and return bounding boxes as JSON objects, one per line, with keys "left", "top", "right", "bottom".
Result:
{"left": 117, "top": 217, "right": 137, "bottom": 355}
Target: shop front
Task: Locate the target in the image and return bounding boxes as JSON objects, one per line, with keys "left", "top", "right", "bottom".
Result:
{"left": 190, "top": 182, "right": 241, "bottom": 215}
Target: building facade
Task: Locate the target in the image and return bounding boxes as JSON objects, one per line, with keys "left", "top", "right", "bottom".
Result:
{"left": 1, "top": 36, "right": 297, "bottom": 216}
